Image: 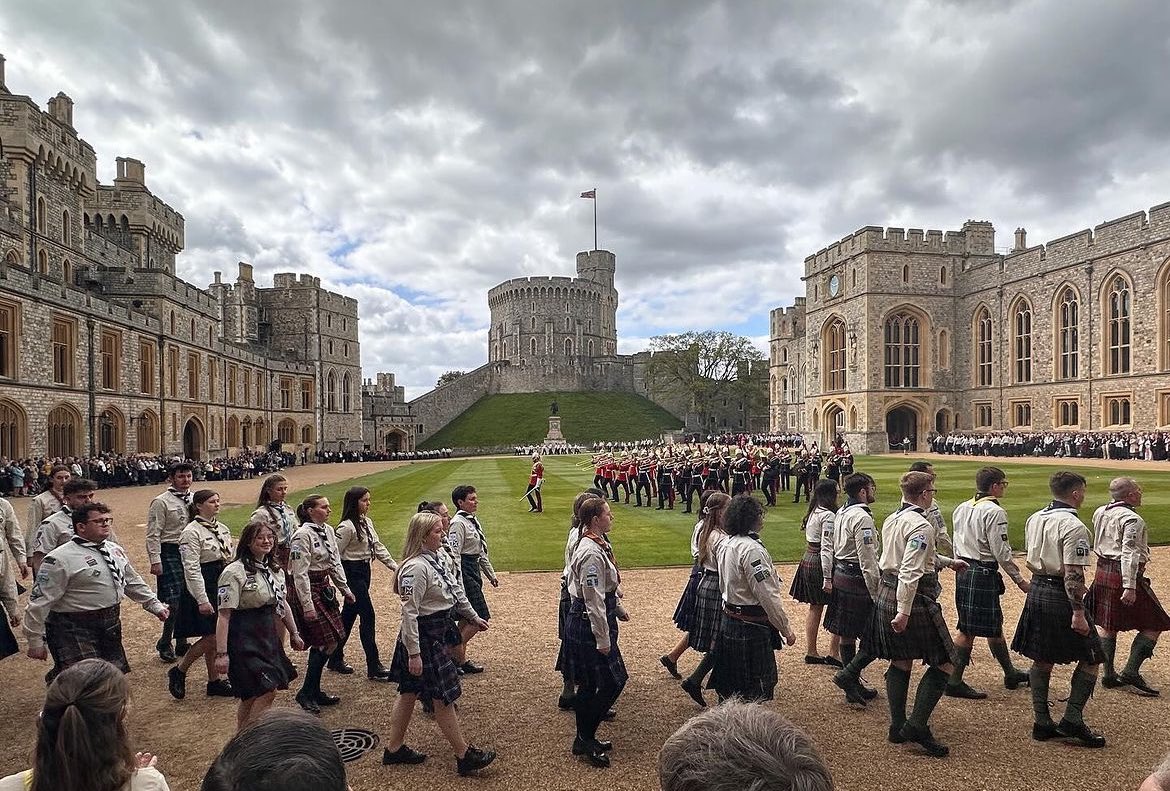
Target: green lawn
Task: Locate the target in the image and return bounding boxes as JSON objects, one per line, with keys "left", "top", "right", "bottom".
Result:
{"left": 220, "top": 455, "right": 1170, "bottom": 571}
{"left": 417, "top": 392, "right": 683, "bottom": 450}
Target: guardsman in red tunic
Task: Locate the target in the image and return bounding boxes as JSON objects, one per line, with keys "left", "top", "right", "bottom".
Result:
{"left": 526, "top": 454, "right": 545, "bottom": 513}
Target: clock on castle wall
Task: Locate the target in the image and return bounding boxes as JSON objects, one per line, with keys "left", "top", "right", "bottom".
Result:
{"left": 828, "top": 273, "right": 841, "bottom": 298}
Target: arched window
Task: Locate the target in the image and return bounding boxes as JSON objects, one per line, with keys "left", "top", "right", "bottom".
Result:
{"left": 901, "top": 264, "right": 909, "bottom": 284}
{"left": 62, "top": 260, "right": 71, "bottom": 284}
{"left": 823, "top": 318, "right": 846, "bottom": 391}
{"left": 62, "top": 210, "right": 71, "bottom": 246}
{"left": 530, "top": 337, "right": 537, "bottom": 355}
{"left": 169, "top": 311, "right": 175, "bottom": 334}
{"left": 781, "top": 377, "right": 789, "bottom": 403}
{"left": 301, "top": 424, "right": 313, "bottom": 444}
{"left": 0, "top": 399, "right": 26, "bottom": 458}
{"left": 227, "top": 415, "right": 240, "bottom": 447}
{"left": 940, "top": 266, "right": 947, "bottom": 285}
{"left": 36, "top": 197, "right": 46, "bottom": 234}
{"left": 1058, "top": 287, "right": 1079, "bottom": 379}
{"left": 1012, "top": 298, "right": 1033, "bottom": 383}
{"left": 97, "top": 407, "right": 124, "bottom": 454}
{"left": 1107, "top": 275, "right": 1131, "bottom": 375}
{"left": 975, "top": 307, "right": 993, "bottom": 387}
{"left": 588, "top": 339, "right": 594, "bottom": 356}
{"left": 278, "top": 418, "right": 296, "bottom": 444}
{"left": 565, "top": 338, "right": 573, "bottom": 356}
{"left": 883, "top": 312, "right": 920, "bottom": 387}
{"left": 327, "top": 372, "right": 337, "bottom": 411}
{"left": 342, "top": 373, "right": 351, "bottom": 412}
{"left": 137, "top": 410, "right": 159, "bottom": 454}
{"left": 37, "top": 250, "right": 48, "bottom": 275}
{"left": 47, "top": 404, "right": 80, "bottom": 458}
{"left": 938, "top": 329, "right": 949, "bottom": 369}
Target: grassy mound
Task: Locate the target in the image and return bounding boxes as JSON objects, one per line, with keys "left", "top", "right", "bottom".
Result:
{"left": 418, "top": 391, "right": 683, "bottom": 449}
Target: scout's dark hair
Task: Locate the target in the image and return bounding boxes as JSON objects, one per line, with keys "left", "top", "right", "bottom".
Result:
{"left": 697, "top": 492, "right": 732, "bottom": 567}
{"left": 63, "top": 477, "right": 98, "bottom": 497}
{"left": 49, "top": 463, "right": 72, "bottom": 479}
{"left": 71, "top": 501, "right": 112, "bottom": 527}
{"left": 908, "top": 461, "right": 934, "bottom": 474}
{"left": 975, "top": 467, "right": 1006, "bottom": 493}
{"left": 801, "top": 479, "right": 840, "bottom": 531}
{"left": 296, "top": 494, "right": 328, "bottom": 523}
{"left": 188, "top": 489, "right": 219, "bottom": 522}
{"left": 236, "top": 520, "right": 277, "bottom": 571}
{"left": 168, "top": 461, "right": 195, "bottom": 477}
{"left": 257, "top": 473, "right": 289, "bottom": 507}
{"left": 1050, "top": 470, "right": 1087, "bottom": 499}
{"left": 418, "top": 500, "right": 444, "bottom": 514}
{"left": 339, "top": 486, "right": 371, "bottom": 531}
{"left": 724, "top": 495, "right": 765, "bottom": 537}
{"left": 577, "top": 497, "right": 609, "bottom": 530}
{"left": 843, "top": 473, "right": 874, "bottom": 500}
{"left": 32, "top": 658, "right": 135, "bottom": 791}
{"left": 571, "top": 488, "right": 607, "bottom": 532}
{"left": 451, "top": 484, "right": 477, "bottom": 508}
{"left": 201, "top": 708, "right": 347, "bottom": 791}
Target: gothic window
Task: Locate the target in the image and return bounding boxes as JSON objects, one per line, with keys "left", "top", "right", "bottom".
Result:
{"left": 823, "top": 318, "right": 846, "bottom": 392}
{"left": 1012, "top": 299, "right": 1032, "bottom": 383}
{"left": 62, "top": 210, "right": 70, "bottom": 246}
{"left": 937, "top": 329, "right": 949, "bottom": 369}
{"left": 530, "top": 337, "right": 537, "bottom": 355}
{"left": 883, "top": 312, "right": 920, "bottom": 388}
{"left": 47, "top": 404, "right": 79, "bottom": 457}
{"left": 1056, "top": 398, "right": 1079, "bottom": 428}
{"left": 138, "top": 410, "right": 159, "bottom": 454}
{"left": 1107, "top": 275, "right": 1131, "bottom": 375}
{"left": 278, "top": 419, "right": 296, "bottom": 444}
{"left": 342, "top": 374, "right": 352, "bottom": 412}
{"left": 51, "top": 315, "right": 76, "bottom": 385}
{"left": 327, "top": 372, "right": 337, "bottom": 412}
{"left": 36, "top": 197, "right": 46, "bottom": 234}
{"left": 0, "top": 302, "right": 18, "bottom": 379}
{"left": 901, "top": 264, "right": 909, "bottom": 283}
{"left": 975, "top": 307, "right": 993, "bottom": 387}
{"left": 1058, "top": 287, "right": 1079, "bottom": 379}
{"left": 1105, "top": 395, "right": 1131, "bottom": 426}
{"left": 564, "top": 338, "right": 573, "bottom": 356}
{"left": 940, "top": 266, "right": 947, "bottom": 285}
{"left": 0, "top": 399, "right": 25, "bottom": 458}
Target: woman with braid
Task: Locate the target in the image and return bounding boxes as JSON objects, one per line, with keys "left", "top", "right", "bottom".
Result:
{"left": 679, "top": 492, "right": 731, "bottom": 707}
{"left": 215, "top": 520, "right": 305, "bottom": 733}
{"left": 249, "top": 474, "right": 299, "bottom": 676}
{"left": 168, "top": 489, "right": 234, "bottom": 700}
{"left": 792, "top": 479, "right": 842, "bottom": 666}
{"left": 558, "top": 489, "right": 608, "bottom": 710}
{"left": 288, "top": 494, "right": 354, "bottom": 714}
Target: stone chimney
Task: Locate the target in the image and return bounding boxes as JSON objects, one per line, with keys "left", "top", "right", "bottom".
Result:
{"left": 0, "top": 54, "right": 7, "bottom": 94}
{"left": 114, "top": 157, "right": 146, "bottom": 188}
{"left": 1013, "top": 227, "right": 1027, "bottom": 252}
{"left": 47, "top": 92, "right": 74, "bottom": 127}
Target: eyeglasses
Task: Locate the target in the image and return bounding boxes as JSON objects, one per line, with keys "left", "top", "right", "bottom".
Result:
{"left": 924, "top": 488, "right": 937, "bottom": 493}
{"left": 86, "top": 517, "right": 114, "bottom": 526}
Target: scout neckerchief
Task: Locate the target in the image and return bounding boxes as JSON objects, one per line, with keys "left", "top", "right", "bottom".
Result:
{"left": 265, "top": 501, "right": 295, "bottom": 545}
{"left": 195, "top": 515, "right": 232, "bottom": 560}
{"left": 72, "top": 535, "right": 123, "bottom": 588}
{"left": 168, "top": 487, "right": 192, "bottom": 505}
{"left": 457, "top": 510, "right": 488, "bottom": 554}
{"left": 973, "top": 492, "right": 997, "bottom": 503}
{"left": 1105, "top": 500, "right": 1135, "bottom": 513}
{"left": 358, "top": 515, "right": 376, "bottom": 547}
{"left": 894, "top": 501, "right": 923, "bottom": 515}
{"left": 1045, "top": 500, "right": 1078, "bottom": 512}
{"left": 307, "top": 522, "right": 337, "bottom": 566}
{"left": 250, "top": 556, "right": 283, "bottom": 613}
{"left": 422, "top": 549, "right": 458, "bottom": 599}
{"left": 582, "top": 528, "right": 620, "bottom": 583}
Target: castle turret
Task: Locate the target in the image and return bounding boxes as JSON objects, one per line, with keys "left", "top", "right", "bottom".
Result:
{"left": 576, "top": 249, "right": 616, "bottom": 290}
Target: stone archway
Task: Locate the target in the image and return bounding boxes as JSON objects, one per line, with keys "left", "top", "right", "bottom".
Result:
{"left": 385, "top": 430, "right": 407, "bottom": 453}
{"left": 182, "top": 417, "right": 205, "bottom": 461}
{"left": 935, "top": 408, "right": 952, "bottom": 434}
{"left": 823, "top": 404, "right": 844, "bottom": 449}
{"left": 885, "top": 405, "right": 919, "bottom": 451}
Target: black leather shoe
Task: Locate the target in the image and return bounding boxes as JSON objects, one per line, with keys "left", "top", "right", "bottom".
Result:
{"left": 833, "top": 671, "right": 868, "bottom": 706}
{"left": 206, "top": 679, "right": 234, "bottom": 697}
{"left": 326, "top": 660, "right": 355, "bottom": 675}
{"left": 1118, "top": 672, "right": 1160, "bottom": 697}
{"left": 573, "top": 736, "right": 612, "bottom": 754}
{"left": 1056, "top": 719, "right": 1106, "bottom": 748}
{"left": 383, "top": 745, "right": 427, "bottom": 765}
{"left": 945, "top": 682, "right": 988, "bottom": 700}
{"left": 1032, "top": 721, "right": 1062, "bottom": 741}
{"left": 899, "top": 723, "right": 949, "bottom": 757}
{"left": 157, "top": 642, "right": 176, "bottom": 664}
{"left": 460, "top": 661, "right": 485, "bottom": 675}
{"left": 557, "top": 693, "right": 576, "bottom": 710}
{"left": 315, "top": 691, "right": 341, "bottom": 706}
{"left": 823, "top": 655, "right": 844, "bottom": 668}
{"left": 456, "top": 745, "right": 496, "bottom": 775}
{"left": 367, "top": 664, "right": 393, "bottom": 680}
{"left": 295, "top": 691, "right": 321, "bottom": 715}
{"left": 859, "top": 682, "right": 879, "bottom": 702}
{"left": 888, "top": 724, "right": 907, "bottom": 744}
{"left": 167, "top": 667, "right": 186, "bottom": 700}
{"left": 1101, "top": 673, "right": 1126, "bottom": 689}
{"left": 573, "top": 738, "right": 610, "bottom": 768}
{"left": 681, "top": 678, "right": 706, "bottom": 707}
{"left": 660, "top": 655, "right": 682, "bottom": 679}
{"left": 1004, "top": 670, "right": 1031, "bottom": 690}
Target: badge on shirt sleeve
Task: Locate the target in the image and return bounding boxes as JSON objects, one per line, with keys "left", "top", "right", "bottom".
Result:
{"left": 218, "top": 585, "right": 230, "bottom": 606}
{"left": 29, "top": 584, "right": 43, "bottom": 601}
{"left": 753, "top": 569, "right": 770, "bottom": 582}
{"left": 290, "top": 550, "right": 302, "bottom": 561}
{"left": 1075, "top": 538, "right": 1090, "bottom": 558}
{"left": 908, "top": 534, "right": 927, "bottom": 552}
{"left": 584, "top": 564, "right": 599, "bottom": 588}
{"left": 114, "top": 548, "right": 126, "bottom": 559}
{"left": 41, "top": 556, "right": 57, "bottom": 566}
{"left": 861, "top": 528, "right": 874, "bottom": 545}
{"left": 85, "top": 557, "right": 98, "bottom": 567}
{"left": 399, "top": 572, "right": 414, "bottom": 596}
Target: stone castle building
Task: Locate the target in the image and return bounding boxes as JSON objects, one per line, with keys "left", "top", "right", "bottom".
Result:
{"left": 770, "top": 203, "right": 1170, "bottom": 454}
{"left": 0, "top": 55, "right": 362, "bottom": 460}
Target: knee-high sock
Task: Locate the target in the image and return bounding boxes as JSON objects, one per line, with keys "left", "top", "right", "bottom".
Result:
{"left": 301, "top": 647, "right": 328, "bottom": 697}
{"left": 948, "top": 644, "right": 972, "bottom": 687}
{"left": 885, "top": 666, "right": 911, "bottom": 731}
{"left": 1122, "top": 634, "right": 1157, "bottom": 676}
{"left": 686, "top": 652, "right": 716, "bottom": 686}
{"left": 840, "top": 639, "right": 856, "bottom": 668}
{"left": 1063, "top": 665, "right": 1098, "bottom": 725}
{"left": 1100, "top": 635, "right": 1117, "bottom": 677}
{"left": 908, "top": 666, "right": 948, "bottom": 728}
{"left": 843, "top": 647, "right": 876, "bottom": 680}
{"left": 1029, "top": 665, "right": 1053, "bottom": 725}
{"left": 989, "top": 639, "right": 1019, "bottom": 676}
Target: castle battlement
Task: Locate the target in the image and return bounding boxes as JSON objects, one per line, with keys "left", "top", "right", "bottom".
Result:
{"left": 804, "top": 221, "right": 997, "bottom": 274}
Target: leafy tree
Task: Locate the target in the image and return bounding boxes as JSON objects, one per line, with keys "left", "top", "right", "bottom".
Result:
{"left": 436, "top": 370, "right": 465, "bottom": 388}
{"left": 644, "top": 331, "right": 766, "bottom": 428}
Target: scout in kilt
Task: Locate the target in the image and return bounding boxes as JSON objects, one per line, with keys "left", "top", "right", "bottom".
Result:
{"left": 383, "top": 511, "right": 495, "bottom": 775}
{"left": 249, "top": 474, "right": 299, "bottom": 676}
{"left": 564, "top": 497, "right": 628, "bottom": 768}
{"left": 30, "top": 477, "right": 97, "bottom": 572}
{"left": 25, "top": 503, "right": 168, "bottom": 676}
{"left": 559, "top": 490, "right": 608, "bottom": 708}
{"left": 417, "top": 500, "right": 473, "bottom": 714}
{"left": 709, "top": 495, "right": 797, "bottom": 704}
{"left": 1090, "top": 477, "right": 1170, "bottom": 696}
{"left": 214, "top": 519, "right": 305, "bottom": 732}
{"left": 947, "top": 467, "right": 1030, "bottom": 699}
{"left": 168, "top": 489, "right": 234, "bottom": 700}
{"left": 679, "top": 492, "right": 731, "bottom": 707}
{"left": 288, "top": 495, "right": 355, "bottom": 714}
{"left": 830, "top": 473, "right": 882, "bottom": 705}
{"left": 448, "top": 485, "right": 499, "bottom": 674}
{"left": 146, "top": 462, "right": 196, "bottom": 663}
{"left": 793, "top": 479, "right": 841, "bottom": 667}
{"left": 1011, "top": 471, "right": 1107, "bottom": 748}
{"left": 863, "top": 471, "right": 964, "bottom": 758}
{"left": 660, "top": 490, "right": 721, "bottom": 682}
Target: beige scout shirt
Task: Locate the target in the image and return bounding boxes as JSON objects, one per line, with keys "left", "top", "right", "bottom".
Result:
{"left": 953, "top": 495, "right": 1025, "bottom": 585}
{"left": 146, "top": 489, "right": 191, "bottom": 565}
{"left": 289, "top": 523, "right": 350, "bottom": 615}
{"left": 879, "top": 504, "right": 937, "bottom": 616}
{"left": 24, "top": 539, "right": 164, "bottom": 650}
{"left": 336, "top": 517, "right": 397, "bottom": 569}
{"left": 699, "top": 529, "right": 728, "bottom": 572}
{"left": 397, "top": 551, "right": 477, "bottom": 655}
{"left": 1092, "top": 502, "right": 1149, "bottom": 589}
{"left": 26, "top": 490, "right": 63, "bottom": 549}
{"left": 0, "top": 498, "right": 24, "bottom": 568}
{"left": 568, "top": 536, "right": 625, "bottom": 651}
{"left": 32, "top": 508, "right": 74, "bottom": 558}
{"left": 1023, "top": 503, "right": 1092, "bottom": 577}
{"left": 217, "top": 559, "right": 285, "bottom": 613}
{"left": 179, "top": 518, "right": 234, "bottom": 606}
{"left": 830, "top": 502, "right": 880, "bottom": 594}
{"left": 249, "top": 502, "right": 298, "bottom": 547}
{"left": 717, "top": 534, "right": 791, "bottom": 636}
{"left": 448, "top": 511, "right": 498, "bottom": 583}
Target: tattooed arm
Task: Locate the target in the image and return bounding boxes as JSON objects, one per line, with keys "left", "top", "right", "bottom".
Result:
{"left": 1063, "top": 564, "right": 1087, "bottom": 610}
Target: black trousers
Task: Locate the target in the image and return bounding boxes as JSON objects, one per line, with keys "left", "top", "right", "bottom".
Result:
{"left": 336, "top": 560, "right": 382, "bottom": 669}
{"left": 635, "top": 476, "right": 652, "bottom": 505}
{"left": 657, "top": 478, "right": 674, "bottom": 508}
{"left": 762, "top": 477, "right": 777, "bottom": 505}
{"left": 793, "top": 474, "right": 813, "bottom": 502}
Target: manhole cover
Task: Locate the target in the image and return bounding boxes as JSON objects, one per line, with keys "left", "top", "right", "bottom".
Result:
{"left": 332, "top": 727, "right": 380, "bottom": 762}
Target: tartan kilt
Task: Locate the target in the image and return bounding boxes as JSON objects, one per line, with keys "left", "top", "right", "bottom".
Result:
{"left": 227, "top": 604, "right": 290, "bottom": 699}
{"left": 1012, "top": 576, "right": 1106, "bottom": 665}
{"left": 156, "top": 543, "right": 184, "bottom": 608}
{"left": 460, "top": 554, "right": 491, "bottom": 620}
{"left": 954, "top": 561, "right": 1006, "bottom": 638}
{"left": 709, "top": 613, "right": 780, "bottom": 702}
{"left": 789, "top": 545, "right": 829, "bottom": 605}
{"left": 174, "top": 560, "right": 224, "bottom": 640}
{"left": 1086, "top": 558, "right": 1170, "bottom": 633}
{"left": 687, "top": 570, "right": 723, "bottom": 653}
{"left": 290, "top": 570, "right": 346, "bottom": 649}
{"left": 389, "top": 609, "right": 463, "bottom": 706}
{"left": 863, "top": 573, "right": 955, "bottom": 666}
{"left": 562, "top": 595, "right": 629, "bottom": 692}
{"left": 45, "top": 606, "right": 130, "bottom": 673}
{"left": 825, "top": 562, "right": 873, "bottom": 639}
{"left": 555, "top": 578, "right": 570, "bottom": 672}
{"left": 671, "top": 562, "right": 702, "bottom": 632}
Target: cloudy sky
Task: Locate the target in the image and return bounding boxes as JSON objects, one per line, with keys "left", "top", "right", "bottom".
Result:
{"left": 4, "top": 1, "right": 1170, "bottom": 397}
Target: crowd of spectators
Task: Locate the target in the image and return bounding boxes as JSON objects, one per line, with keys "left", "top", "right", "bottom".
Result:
{"left": 931, "top": 431, "right": 1170, "bottom": 461}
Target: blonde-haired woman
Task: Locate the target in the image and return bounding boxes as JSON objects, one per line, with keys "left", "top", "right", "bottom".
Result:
{"left": 382, "top": 511, "right": 495, "bottom": 776}
{"left": 679, "top": 492, "right": 731, "bottom": 707}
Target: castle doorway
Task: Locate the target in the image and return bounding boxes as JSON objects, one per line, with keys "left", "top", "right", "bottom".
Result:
{"left": 935, "top": 409, "right": 951, "bottom": 434}
{"left": 823, "top": 405, "right": 844, "bottom": 449}
{"left": 182, "top": 417, "right": 205, "bottom": 461}
{"left": 885, "top": 406, "right": 918, "bottom": 452}
{"left": 385, "top": 430, "right": 406, "bottom": 453}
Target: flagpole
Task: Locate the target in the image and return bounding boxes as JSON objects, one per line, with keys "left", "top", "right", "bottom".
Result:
{"left": 593, "top": 187, "right": 598, "bottom": 251}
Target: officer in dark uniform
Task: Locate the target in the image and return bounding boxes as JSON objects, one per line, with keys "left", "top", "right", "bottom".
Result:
{"left": 779, "top": 451, "right": 792, "bottom": 493}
